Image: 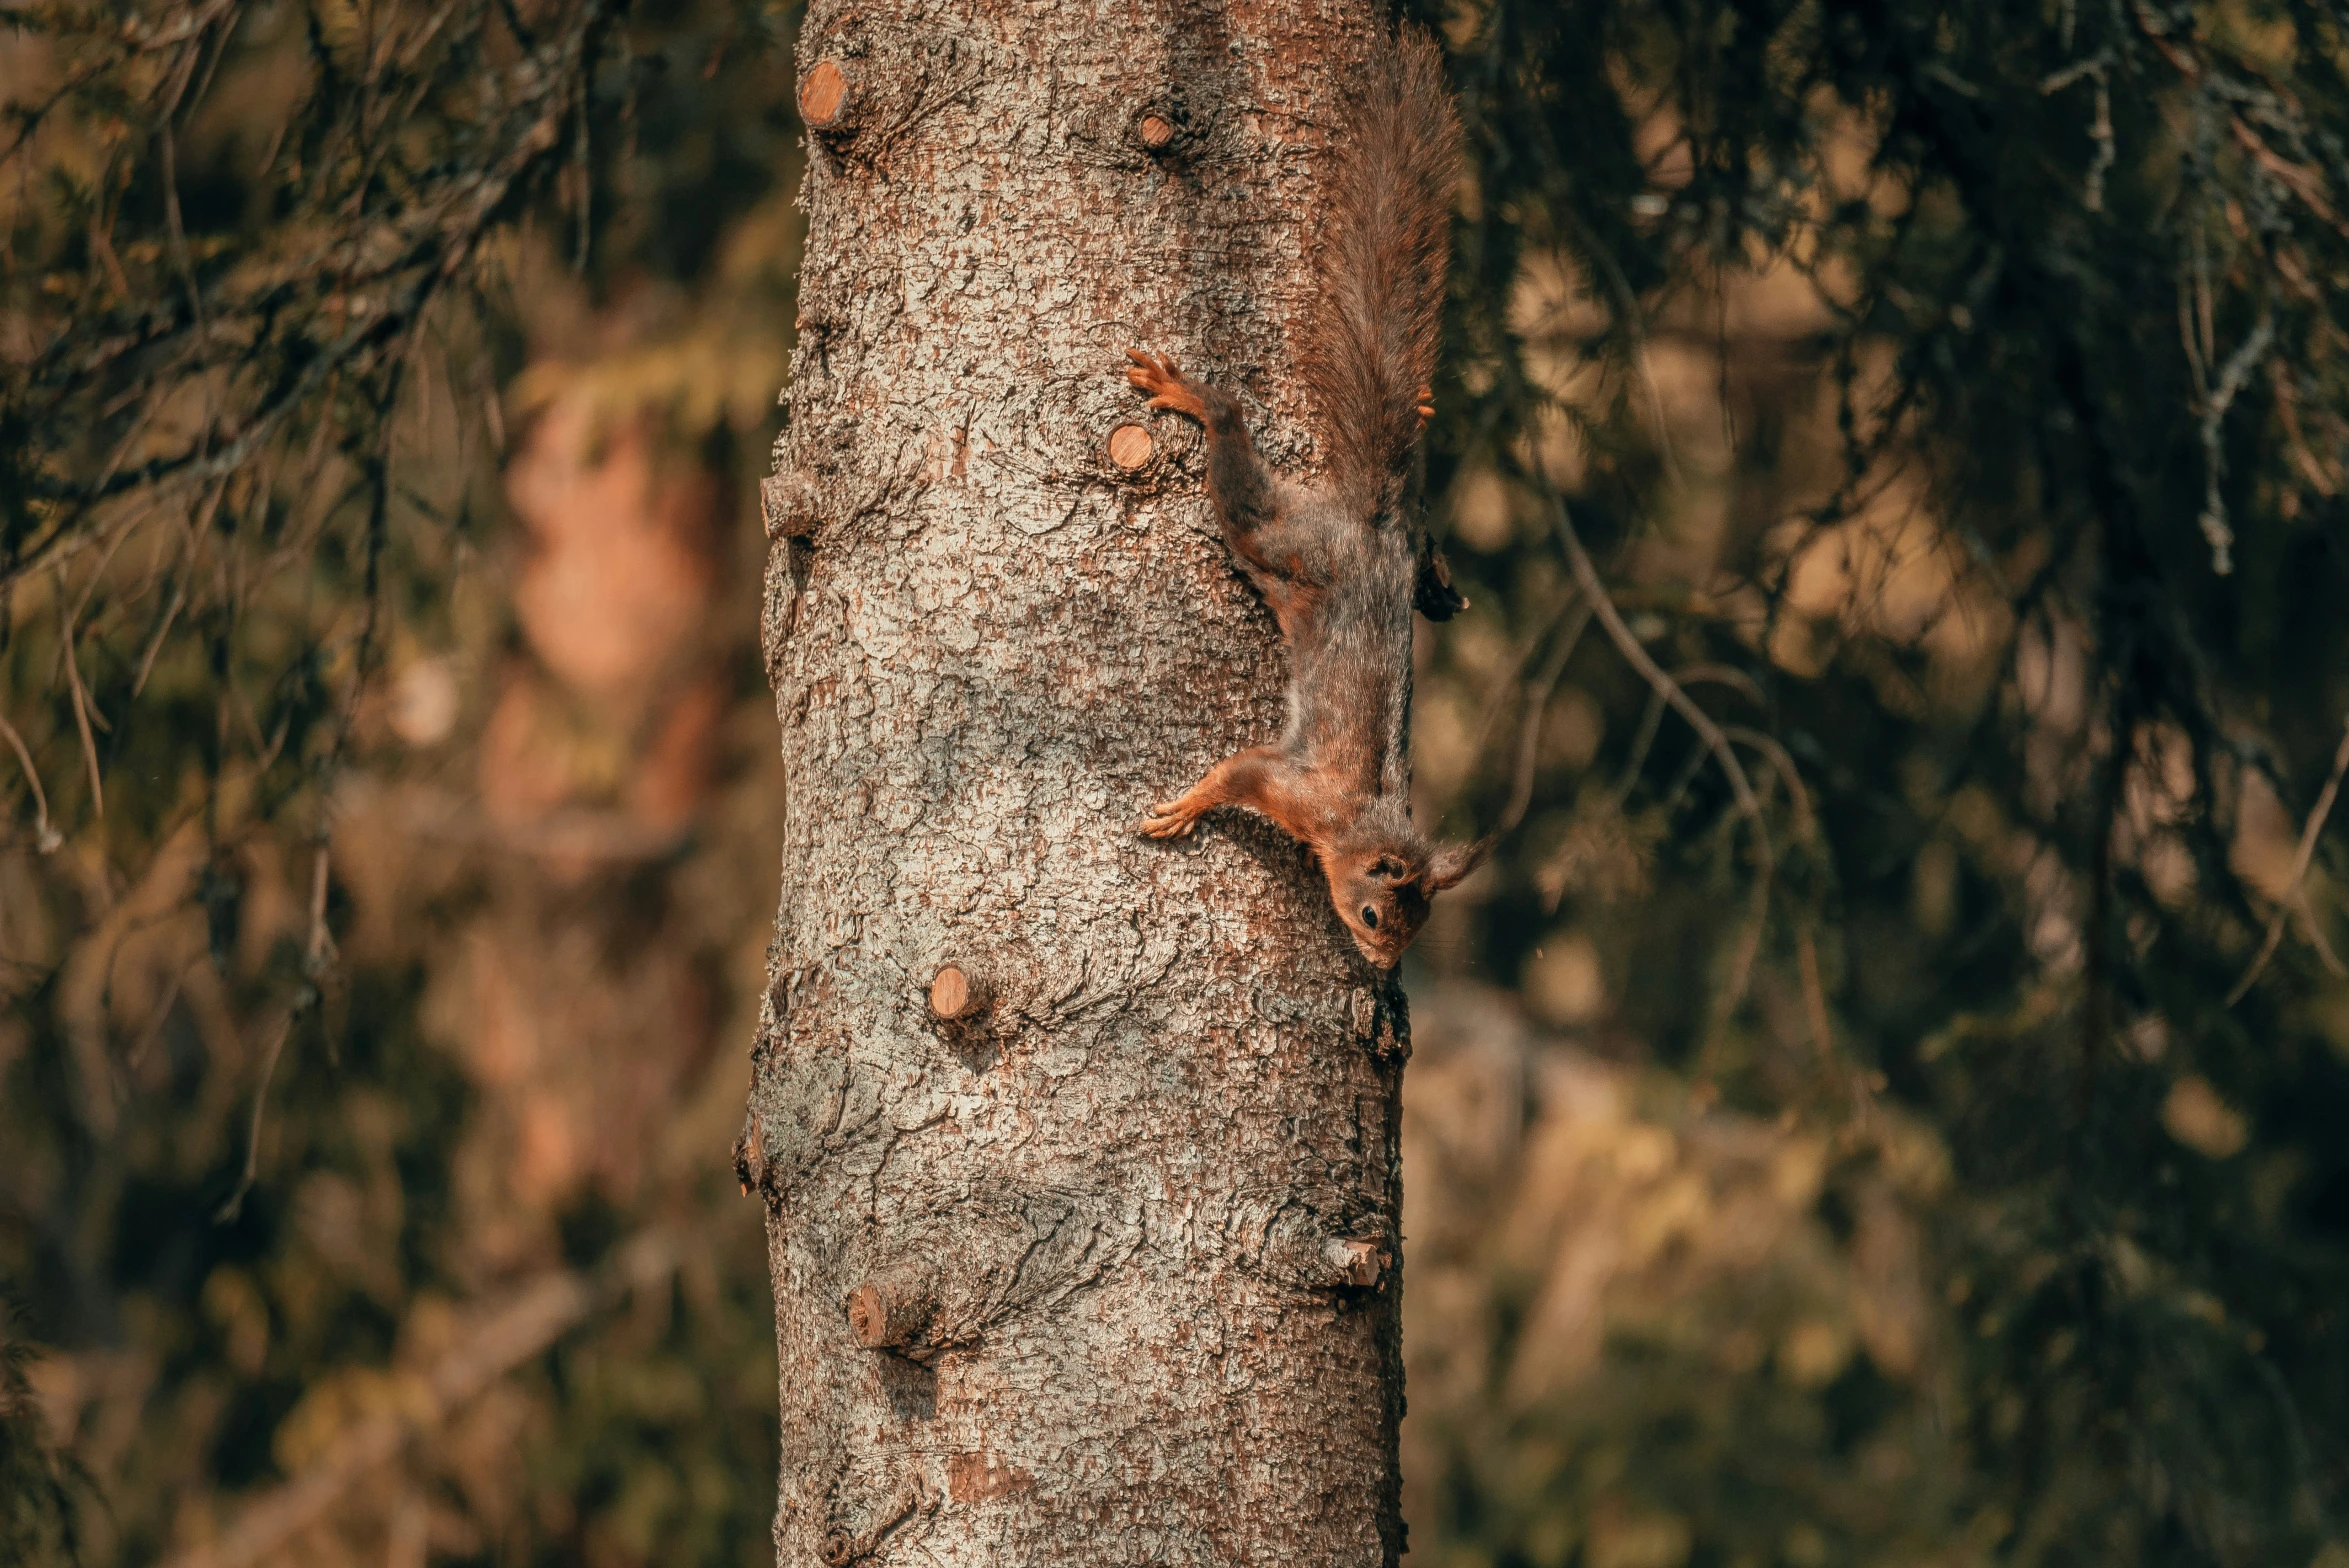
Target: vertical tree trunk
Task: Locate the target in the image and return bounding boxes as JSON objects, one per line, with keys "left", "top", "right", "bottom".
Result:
{"left": 748, "top": 2, "right": 1410, "bottom": 1562}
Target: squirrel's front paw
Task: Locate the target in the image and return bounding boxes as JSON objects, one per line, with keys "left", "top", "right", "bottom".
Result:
{"left": 1138, "top": 800, "right": 1200, "bottom": 839}
{"left": 1124, "top": 349, "right": 1208, "bottom": 420}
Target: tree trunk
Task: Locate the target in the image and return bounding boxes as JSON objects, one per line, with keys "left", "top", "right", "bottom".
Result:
{"left": 747, "top": 2, "right": 1411, "bottom": 1562}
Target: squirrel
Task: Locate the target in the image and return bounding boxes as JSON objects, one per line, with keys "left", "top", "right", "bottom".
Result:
{"left": 1124, "top": 24, "right": 1485, "bottom": 969}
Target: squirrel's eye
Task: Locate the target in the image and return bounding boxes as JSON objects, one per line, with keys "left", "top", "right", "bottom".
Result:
{"left": 1361, "top": 905, "right": 1380, "bottom": 929}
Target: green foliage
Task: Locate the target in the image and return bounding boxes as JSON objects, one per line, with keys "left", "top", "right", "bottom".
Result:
{"left": 1, "top": 1290, "right": 86, "bottom": 1568}
{"left": 1405, "top": 0, "right": 2349, "bottom": 1562}
{"left": 1, "top": 2, "right": 797, "bottom": 1564}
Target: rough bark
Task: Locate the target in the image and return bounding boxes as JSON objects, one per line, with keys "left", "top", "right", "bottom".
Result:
{"left": 747, "top": 2, "right": 1412, "bottom": 1562}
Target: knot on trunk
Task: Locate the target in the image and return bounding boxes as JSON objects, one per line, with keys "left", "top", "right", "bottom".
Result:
{"left": 820, "top": 1472, "right": 931, "bottom": 1565}
{"left": 1227, "top": 1189, "right": 1395, "bottom": 1294}
{"left": 845, "top": 1267, "right": 942, "bottom": 1359}
{"left": 1351, "top": 981, "right": 1411, "bottom": 1062}
{"left": 732, "top": 1110, "right": 765, "bottom": 1197}
{"left": 1319, "top": 1236, "right": 1389, "bottom": 1290}
{"left": 839, "top": 1185, "right": 1144, "bottom": 1360}
{"left": 794, "top": 26, "right": 1003, "bottom": 167}
{"left": 763, "top": 469, "right": 822, "bottom": 541}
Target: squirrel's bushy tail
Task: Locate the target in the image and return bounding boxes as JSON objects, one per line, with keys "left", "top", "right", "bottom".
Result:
{"left": 1306, "top": 24, "right": 1461, "bottom": 517}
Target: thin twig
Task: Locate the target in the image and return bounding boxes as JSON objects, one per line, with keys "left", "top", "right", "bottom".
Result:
{"left": 1723, "top": 724, "right": 1818, "bottom": 844}
{"left": 303, "top": 838, "right": 335, "bottom": 975}
{"left": 2227, "top": 717, "right": 2349, "bottom": 1004}
{"left": 1795, "top": 920, "right": 1836, "bottom": 1061}
{"left": 1716, "top": 859, "right": 1776, "bottom": 1028}
{"left": 123, "top": 960, "right": 191, "bottom": 1074}
{"left": 1538, "top": 484, "right": 1773, "bottom": 871}
{"left": 132, "top": 564, "right": 191, "bottom": 698}
{"left": 213, "top": 813, "right": 342, "bottom": 1225}
{"left": 2301, "top": 892, "right": 2348, "bottom": 979}
{"left": 1616, "top": 686, "right": 1672, "bottom": 801}
{"left": 0, "top": 712, "right": 63, "bottom": 853}
{"left": 1535, "top": 479, "right": 1791, "bottom": 1030}
{"left": 1672, "top": 663, "right": 1767, "bottom": 711}
{"left": 56, "top": 574, "right": 106, "bottom": 821}
{"left": 214, "top": 1003, "right": 302, "bottom": 1223}
{"left": 1467, "top": 589, "right": 1585, "bottom": 773}
{"left": 1494, "top": 601, "right": 1595, "bottom": 838}
{"left": 1728, "top": 717, "right": 1847, "bottom": 1069}
{"left": 1617, "top": 667, "right": 1769, "bottom": 805}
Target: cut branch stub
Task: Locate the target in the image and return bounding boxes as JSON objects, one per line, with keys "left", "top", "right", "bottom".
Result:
{"left": 846, "top": 1270, "right": 939, "bottom": 1354}
{"left": 1106, "top": 423, "right": 1154, "bottom": 472}
{"left": 1322, "top": 1238, "right": 1387, "bottom": 1289}
{"left": 732, "top": 1112, "right": 765, "bottom": 1196}
{"left": 928, "top": 964, "right": 988, "bottom": 1022}
{"left": 1137, "top": 113, "right": 1176, "bottom": 151}
{"left": 800, "top": 60, "right": 851, "bottom": 132}
{"left": 763, "top": 470, "right": 819, "bottom": 540}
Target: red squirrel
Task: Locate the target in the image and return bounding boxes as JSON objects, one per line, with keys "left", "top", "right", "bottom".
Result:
{"left": 1125, "top": 25, "right": 1484, "bottom": 969}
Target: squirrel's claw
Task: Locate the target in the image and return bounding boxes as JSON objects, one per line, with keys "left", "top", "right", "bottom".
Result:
{"left": 1124, "top": 349, "right": 1184, "bottom": 386}
{"left": 1124, "top": 348, "right": 1168, "bottom": 389}
{"left": 1138, "top": 802, "right": 1199, "bottom": 839}
{"left": 1123, "top": 348, "right": 1208, "bottom": 422}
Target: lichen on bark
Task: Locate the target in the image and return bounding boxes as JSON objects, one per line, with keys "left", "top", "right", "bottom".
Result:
{"left": 748, "top": 1, "right": 1414, "bottom": 1560}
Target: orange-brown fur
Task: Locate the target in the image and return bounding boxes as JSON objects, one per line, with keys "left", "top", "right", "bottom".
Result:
{"left": 1127, "top": 26, "right": 1483, "bottom": 968}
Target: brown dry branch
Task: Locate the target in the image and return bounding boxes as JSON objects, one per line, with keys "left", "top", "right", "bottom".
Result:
{"left": 350, "top": 778, "right": 692, "bottom": 864}
{"left": 1493, "top": 599, "right": 1595, "bottom": 840}
{"left": 0, "top": 709, "right": 61, "bottom": 852}
{"left": 210, "top": 1005, "right": 298, "bottom": 1225}
{"left": 2227, "top": 717, "right": 2349, "bottom": 1005}
{"left": 1465, "top": 587, "right": 1585, "bottom": 783}
{"left": 1722, "top": 724, "right": 1817, "bottom": 846}
{"left": 1536, "top": 480, "right": 1799, "bottom": 1033}
{"left": 1540, "top": 487, "right": 1770, "bottom": 858}
{"left": 212, "top": 836, "right": 350, "bottom": 1222}
{"left": 1737, "top": 721, "right": 1876, "bottom": 1109}
{"left": 156, "top": 1230, "right": 679, "bottom": 1568}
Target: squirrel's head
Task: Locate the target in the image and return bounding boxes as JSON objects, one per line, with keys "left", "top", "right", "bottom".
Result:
{"left": 1325, "top": 834, "right": 1487, "bottom": 968}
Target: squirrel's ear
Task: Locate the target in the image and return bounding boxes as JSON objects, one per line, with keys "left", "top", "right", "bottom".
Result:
{"left": 1420, "top": 837, "right": 1491, "bottom": 893}
{"left": 1414, "top": 537, "right": 1468, "bottom": 622}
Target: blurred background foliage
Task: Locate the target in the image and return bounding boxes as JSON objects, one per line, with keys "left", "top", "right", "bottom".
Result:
{"left": 3, "top": 2, "right": 2349, "bottom": 1567}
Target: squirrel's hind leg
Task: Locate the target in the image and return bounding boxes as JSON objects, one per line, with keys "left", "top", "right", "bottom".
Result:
{"left": 1123, "top": 348, "right": 1293, "bottom": 582}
